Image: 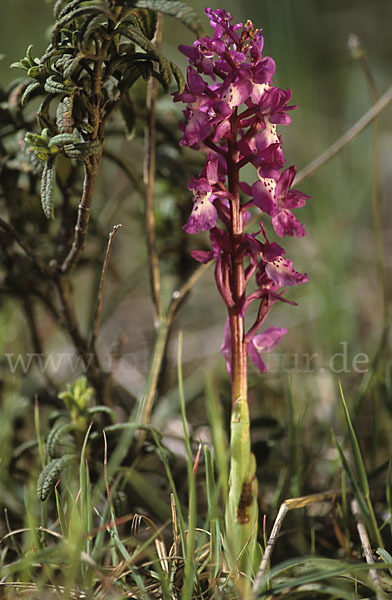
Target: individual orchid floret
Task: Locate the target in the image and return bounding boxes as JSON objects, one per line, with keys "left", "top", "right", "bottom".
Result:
{"left": 271, "top": 166, "right": 309, "bottom": 237}
{"left": 247, "top": 326, "right": 287, "bottom": 373}
{"left": 221, "top": 319, "right": 287, "bottom": 375}
{"left": 257, "top": 86, "right": 296, "bottom": 124}
{"left": 252, "top": 166, "right": 309, "bottom": 237}
{"left": 183, "top": 178, "right": 218, "bottom": 234}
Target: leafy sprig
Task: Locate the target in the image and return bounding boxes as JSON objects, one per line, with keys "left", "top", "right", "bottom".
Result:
{"left": 13, "top": 0, "right": 200, "bottom": 219}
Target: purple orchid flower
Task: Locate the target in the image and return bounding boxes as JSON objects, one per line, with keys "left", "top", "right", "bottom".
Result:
{"left": 221, "top": 318, "right": 287, "bottom": 375}
{"left": 252, "top": 166, "right": 309, "bottom": 237}
{"left": 183, "top": 178, "right": 218, "bottom": 234}
{"left": 177, "top": 7, "right": 309, "bottom": 375}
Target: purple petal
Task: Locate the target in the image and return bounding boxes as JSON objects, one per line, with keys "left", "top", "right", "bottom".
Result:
{"left": 220, "top": 318, "right": 232, "bottom": 375}
{"left": 261, "top": 241, "right": 285, "bottom": 262}
{"left": 240, "top": 181, "right": 252, "bottom": 196}
{"left": 187, "top": 67, "right": 205, "bottom": 95}
{"left": 276, "top": 166, "right": 295, "bottom": 198}
{"left": 253, "top": 57, "right": 276, "bottom": 83}
{"left": 248, "top": 326, "right": 287, "bottom": 372}
{"left": 181, "top": 111, "right": 211, "bottom": 146}
{"left": 269, "top": 113, "right": 292, "bottom": 125}
{"left": 259, "top": 87, "right": 294, "bottom": 121}
{"left": 188, "top": 177, "right": 212, "bottom": 195}
{"left": 206, "top": 157, "right": 219, "bottom": 184}
{"left": 213, "top": 100, "right": 232, "bottom": 119}
{"left": 222, "top": 78, "right": 252, "bottom": 108}
{"left": 242, "top": 233, "right": 262, "bottom": 256}
{"left": 253, "top": 327, "right": 287, "bottom": 352}
{"left": 210, "top": 227, "right": 232, "bottom": 253}
{"left": 211, "top": 119, "right": 231, "bottom": 141}
{"left": 266, "top": 256, "right": 308, "bottom": 287}
{"left": 173, "top": 91, "right": 197, "bottom": 104}
{"left": 248, "top": 342, "right": 267, "bottom": 373}
{"left": 197, "top": 37, "right": 226, "bottom": 56}
{"left": 257, "top": 119, "right": 280, "bottom": 150}
{"left": 205, "top": 8, "right": 233, "bottom": 25}
{"left": 252, "top": 178, "right": 277, "bottom": 214}
{"left": 272, "top": 210, "right": 306, "bottom": 238}
{"left": 284, "top": 189, "right": 310, "bottom": 210}
{"left": 183, "top": 195, "right": 218, "bottom": 234}
{"left": 179, "top": 45, "right": 198, "bottom": 60}
{"left": 190, "top": 249, "right": 215, "bottom": 263}
{"left": 251, "top": 82, "right": 270, "bottom": 105}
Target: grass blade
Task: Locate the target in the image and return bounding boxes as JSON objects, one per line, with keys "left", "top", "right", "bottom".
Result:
{"left": 339, "top": 382, "right": 369, "bottom": 497}
{"left": 177, "top": 331, "right": 197, "bottom": 600}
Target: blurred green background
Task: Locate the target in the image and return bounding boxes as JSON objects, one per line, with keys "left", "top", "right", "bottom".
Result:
{"left": 1, "top": 0, "right": 391, "bottom": 458}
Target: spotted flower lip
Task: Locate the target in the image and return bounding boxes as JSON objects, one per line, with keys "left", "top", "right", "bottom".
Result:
{"left": 183, "top": 178, "right": 218, "bottom": 234}
{"left": 177, "top": 8, "right": 309, "bottom": 374}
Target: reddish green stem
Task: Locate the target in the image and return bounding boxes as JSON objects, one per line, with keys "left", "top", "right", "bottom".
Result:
{"left": 227, "top": 134, "right": 247, "bottom": 408}
{"left": 225, "top": 120, "right": 258, "bottom": 583}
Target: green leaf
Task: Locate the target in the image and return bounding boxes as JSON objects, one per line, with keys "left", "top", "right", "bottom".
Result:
{"left": 21, "top": 81, "right": 42, "bottom": 106}
{"left": 37, "top": 454, "right": 75, "bottom": 501}
{"left": 11, "top": 44, "right": 37, "bottom": 71}
{"left": 48, "top": 132, "right": 82, "bottom": 149}
{"left": 117, "top": 0, "right": 203, "bottom": 35}
{"left": 118, "top": 93, "right": 135, "bottom": 138}
{"left": 63, "top": 139, "right": 101, "bottom": 158}
{"left": 10, "top": 61, "right": 29, "bottom": 71}
{"left": 87, "top": 405, "right": 115, "bottom": 420}
{"left": 54, "top": 0, "right": 70, "bottom": 20}
{"left": 55, "top": 485, "right": 69, "bottom": 536}
{"left": 81, "top": 13, "right": 109, "bottom": 46}
{"left": 46, "top": 422, "right": 77, "bottom": 458}
{"left": 80, "top": 423, "right": 93, "bottom": 547}
{"left": 26, "top": 44, "right": 35, "bottom": 65}
{"left": 44, "top": 75, "right": 76, "bottom": 95}
{"left": 53, "top": 3, "right": 115, "bottom": 43}
{"left": 377, "top": 548, "right": 392, "bottom": 577}
{"left": 132, "top": 8, "right": 158, "bottom": 40}
{"left": 170, "top": 60, "right": 185, "bottom": 93}
{"left": 330, "top": 427, "right": 369, "bottom": 519}
{"left": 118, "top": 25, "right": 172, "bottom": 89}
{"left": 338, "top": 381, "right": 369, "bottom": 497}
{"left": 56, "top": 96, "right": 74, "bottom": 133}
{"left": 40, "top": 157, "right": 57, "bottom": 219}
